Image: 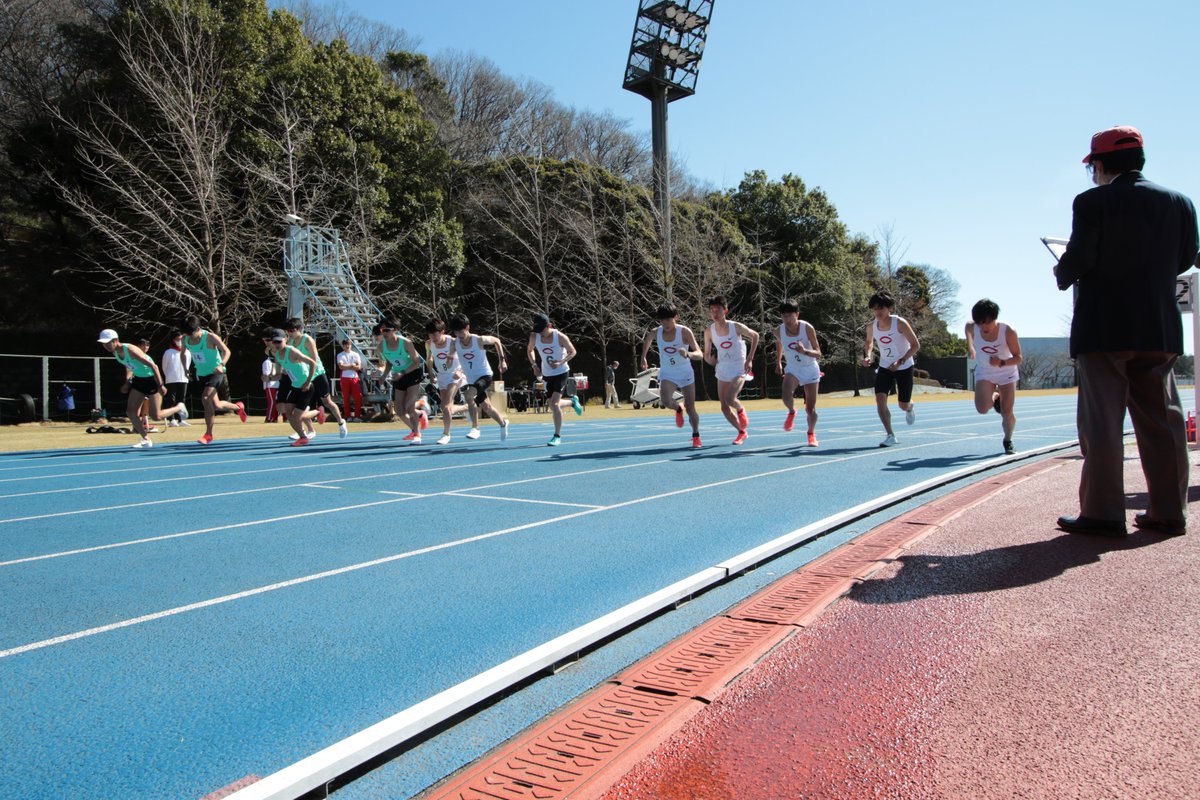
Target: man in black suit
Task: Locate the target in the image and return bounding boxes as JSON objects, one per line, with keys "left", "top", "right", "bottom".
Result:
{"left": 1055, "top": 125, "right": 1198, "bottom": 537}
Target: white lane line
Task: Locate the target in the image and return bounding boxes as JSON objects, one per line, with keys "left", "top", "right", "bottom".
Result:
{"left": 448, "top": 493, "right": 603, "bottom": 510}
{"left": 301, "top": 484, "right": 342, "bottom": 490}
{"left": 0, "top": 435, "right": 985, "bottom": 656}
{"left": 0, "top": 460, "right": 666, "bottom": 567}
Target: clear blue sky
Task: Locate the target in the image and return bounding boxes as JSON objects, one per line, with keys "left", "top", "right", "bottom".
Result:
{"left": 349, "top": 0, "right": 1199, "bottom": 347}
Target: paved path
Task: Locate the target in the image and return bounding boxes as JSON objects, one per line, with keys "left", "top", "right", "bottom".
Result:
{"left": 601, "top": 447, "right": 1199, "bottom": 800}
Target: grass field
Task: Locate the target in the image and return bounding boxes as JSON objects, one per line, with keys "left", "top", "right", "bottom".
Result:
{"left": 0, "top": 387, "right": 1079, "bottom": 453}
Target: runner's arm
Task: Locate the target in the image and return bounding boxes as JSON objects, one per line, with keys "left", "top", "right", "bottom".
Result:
{"left": 862, "top": 322, "right": 875, "bottom": 367}
{"left": 527, "top": 334, "right": 540, "bottom": 375}
{"left": 1000, "top": 325, "right": 1023, "bottom": 367}
{"left": 804, "top": 322, "right": 821, "bottom": 359}
{"left": 482, "top": 335, "right": 508, "bottom": 373}
{"left": 640, "top": 329, "right": 654, "bottom": 371}
{"left": 895, "top": 317, "right": 921, "bottom": 365}
{"left": 964, "top": 322, "right": 976, "bottom": 360}
{"left": 557, "top": 333, "right": 577, "bottom": 365}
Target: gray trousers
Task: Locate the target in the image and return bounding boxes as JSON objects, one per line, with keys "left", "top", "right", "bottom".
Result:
{"left": 1076, "top": 351, "right": 1189, "bottom": 522}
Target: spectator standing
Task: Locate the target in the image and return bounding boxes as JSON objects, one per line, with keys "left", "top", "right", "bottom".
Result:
{"left": 604, "top": 361, "right": 621, "bottom": 408}
{"left": 262, "top": 351, "right": 281, "bottom": 422}
{"left": 336, "top": 339, "right": 364, "bottom": 421}
{"left": 1054, "top": 125, "right": 1198, "bottom": 537}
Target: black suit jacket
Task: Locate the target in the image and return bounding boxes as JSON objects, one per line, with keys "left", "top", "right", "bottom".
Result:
{"left": 1056, "top": 171, "right": 1198, "bottom": 357}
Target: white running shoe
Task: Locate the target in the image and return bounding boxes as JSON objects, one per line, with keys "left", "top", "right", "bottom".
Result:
{"left": 880, "top": 434, "right": 897, "bottom": 447}
{"left": 305, "top": 430, "right": 316, "bottom": 440}
{"left": 465, "top": 428, "right": 481, "bottom": 440}
{"left": 410, "top": 435, "right": 422, "bottom": 445}
{"left": 905, "top": 406, "right": 916, "bottom": 425}
{"left": 168, "top": 420, "right": 179, "bottom": 428}
{"left": 133, "top": 437, "right": 153, "bottom": 448}
{"left": 436, "top": 434, "right": 452, "bottom": 445}
{"left": 178, "top": 406, "right": 189, "bottom": 422}
{"left": 338, "top": 422, "right": 348, "bottom": 439}
{"left": 178, "top": 420, "right": 190, "bottom": 427}
{"left": 289, "top": 432, "right": 301, "bottom": 440}
{"left": 500, "top": 420, "right": 509, "bottom": 442}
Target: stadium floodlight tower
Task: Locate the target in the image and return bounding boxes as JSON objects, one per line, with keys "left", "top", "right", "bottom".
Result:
{"left": 622, "top": 0, "right": 713, "bottom": 300}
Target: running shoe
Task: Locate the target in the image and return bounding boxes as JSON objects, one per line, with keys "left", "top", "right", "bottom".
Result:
{"left": 465, "top": 428, "right": 481, "bottom": 440}
{"left": 737, "top": 407, "right": 748, "bottom": 432}
{"left": 145, "top": 425, "right": 159, "bottom": 433}
{"left": 808, "top": 432, "right": 819, "bottom": 447}
{"left": 675, "top": 407, "right": 684, "bottom": 428}
{"left": 197, "top": 434, "right": 213, "bottom": 444}
{"left": 1003, "top": 439, "right": 1015, "bottom": 455}
{"left": 236, "top": 401, "right": 247, "bottom": 423}
{"left": 879, "top": 434, "right": 897, "bottom": 447}
{"left": 409, "top": 434, "right": 422, "bottom": 445}
{"left": 304, "top": 430, "right": 316, "bottom": 440}
{"left": 168, "top": 420, "right": 179, "bottom": 428}
{"left": 547, "top": 434, "right": 562, "bottom": 447}
{"left": 905, "top": 405, "right": 916, "bottom": 425}
{"left": 178, "top": 420, "right": 190, "bottom": 427}
{"left": 178, "top": 406, "right": 189, "bottom": 422}
{"left": 317, "top": 407, "right": 326, "bottom": 425}
{"left": 783, "top": 411, "right": 796, "bottom": 432}
{"left": 992, "top": 394, "right": 1002, "bottom": 414}
{"left": 571, "top": 396, "right": 583, "bottom": 416}
{"left": 289, "top": 432, "right": 301, "bottom": 441}
{"left": 402, "top": 431, "right": 417, "bottom": 441}
{"left": 338, "top": 421, "right": 348, "bottom": 439}
{"left": 500, "top": 420, "right": 510, "bottom": 442}
{"left": 436, "top": 434, "right": 452, "bottom": 445}
{"left": 419, "top": 409, "right": 429, "bottom": 430}
{"left": 692, "top": 434, "right": 702, "bottom": 449}
{"left": 290, "top": 437, "right": 309, "bottom": 447}
{"left": 732, "top": 431, "right": 747, "bottom": 445}
{"left": 133, "top": 438, "right": 153, "bottom": 449}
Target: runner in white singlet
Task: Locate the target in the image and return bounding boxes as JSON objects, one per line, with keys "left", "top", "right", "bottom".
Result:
{"left": 702, "top": 296, "right": 759, "bottom": 445}
{"left": 527, "top": 313, "right": 582, "bottom": 446}
{"left": 774, "top": 299, "right": 822, "bottom": 446}
{"left": 640, "top": 303, "right": 705, "bottom": 448}
{"left": 965, "top": 298, "right": 1022, "bottom": 455}
{"left": 447, "top": 314, "right": 509, "bottom": 442}
{"left": 862, "top": 291, "right": 921, "bottom": 447}
{"left": 425, "top": 318, "right": 471, "bottom": 444}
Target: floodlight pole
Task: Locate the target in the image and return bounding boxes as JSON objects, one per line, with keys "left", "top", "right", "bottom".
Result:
{"left": 650, "top": 64, "right": 672, "bottom": 299}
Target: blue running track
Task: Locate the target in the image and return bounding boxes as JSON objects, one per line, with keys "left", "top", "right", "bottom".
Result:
{"left": 0, "top": 394, "right": 1121, "bottom": 798}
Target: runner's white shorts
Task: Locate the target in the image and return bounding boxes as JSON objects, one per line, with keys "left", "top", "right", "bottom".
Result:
{"left": 437, "top": 372, "right": 466, "bottom": 391}
{"left": 658, "top": 369, "right": 695, "bottom": 389}
{"left": 784, "top": 364, "right": 822, "bottom": 386}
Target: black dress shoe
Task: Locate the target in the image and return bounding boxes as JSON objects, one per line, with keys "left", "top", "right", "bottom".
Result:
{"left": 1057, "top": 515, "right": 1127, "bottom": 537}
{"left": 1132, "top": 513, "right": 1187, "bottom": 536}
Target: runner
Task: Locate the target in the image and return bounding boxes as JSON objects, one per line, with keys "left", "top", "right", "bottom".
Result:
{"left": 965, "top": 298, "right": 1022, "bottom": 455}
{"left": 640, "top": 304, "right": 704, "bottom": 448}
{"left": 378, "top": 319, "right": 427, "bottom": 444}
{"left": 160, "top": 333, "right": 191, "bottom": 427}
{"left": 261, "top": 328, "right": 318, "bottom": 446}
{"left": 775, "top": 299, "right": 823, "bottom": 446}
{"left": 425, "top": 318, "right": 470, "bottom": 444}
{"left": 177, "top": 316, "right": 246, "bottom": 444}
{"left": 97, "top": 329, "right": 189, "bottom": 448}
{"left": 862, "top": 291, "right": 921, "bottom": 447}
{"left": 527, "top": 313, "right": 582, "bottom": 446}
{"left": 336, "top": 338, "right": 363, "bottom": 421}
{"left": 448, "top": 313, "right": 510, "bottom": 442}
{"left": 702, "top": 297, "right": 759, "bottom": 445}
{"left": 284, "top": 318, "right": 348, "bottom": 439}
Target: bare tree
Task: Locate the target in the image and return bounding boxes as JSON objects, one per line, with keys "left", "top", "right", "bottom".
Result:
{"left": 50, "top": 0, "right": 275, "bottom": 335}
{"left": 282, "top": 0, "right": 421, "bottom": 62}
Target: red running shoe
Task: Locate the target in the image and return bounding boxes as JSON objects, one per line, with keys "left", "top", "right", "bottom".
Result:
{"left": 675, "top": 407, "right": 684, "bottom": 428}
{"left": 317, "top": 406, "right": 326, "bottom": 425}
{"left": 419, "top": 409, "right": 429, "bottom": 430}
{"left": 808, "top": 432, "right": 819, "bottom": 447}
{"left": 236, "top": 401, "right": 247, "bottom": 423}
{"left": 402, "top": 431, "right": 417, "bottom": 441}
{"left": 691, "top": 435, "right": 702, "bottom": 449}
{"left": 732, "top": 431, "right": 747, "bottom": 445}
{"left": 290, "top": 436, "right": 309, "bottom": 447}
{"left": 197, "top": 434, "right": 213, "bottom": 444}
{"left": 783, "top": 411, "right": 796, "bottom": 432}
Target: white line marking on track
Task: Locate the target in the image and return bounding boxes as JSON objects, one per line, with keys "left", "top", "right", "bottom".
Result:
{"left": 0, "top": 435, "right": 1001, "bottom": 657}
{"left": 448, "top": 493, "right": 603, "bottom": 509}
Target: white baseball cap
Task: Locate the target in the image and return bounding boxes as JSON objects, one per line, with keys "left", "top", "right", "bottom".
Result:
{"left": 97, "top": 329, "right": 119, "bottom": 343}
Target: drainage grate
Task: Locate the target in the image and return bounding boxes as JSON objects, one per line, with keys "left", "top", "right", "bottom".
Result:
{"left": 730, "top": 571, "right": 857, "bottom": 627}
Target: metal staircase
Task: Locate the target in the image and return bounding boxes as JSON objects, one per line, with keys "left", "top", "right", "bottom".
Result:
{"left": 282, "top": 223, "right": 384, "bottom": 376}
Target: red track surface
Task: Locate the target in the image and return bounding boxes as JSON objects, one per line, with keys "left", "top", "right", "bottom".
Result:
{"left": 602, "top": 450, "right": 1200, "bottom": 800}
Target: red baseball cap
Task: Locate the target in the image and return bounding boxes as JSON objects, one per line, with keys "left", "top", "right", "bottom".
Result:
{"left": 1083, "top": 125, "right": 1144, "bottom": 163}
